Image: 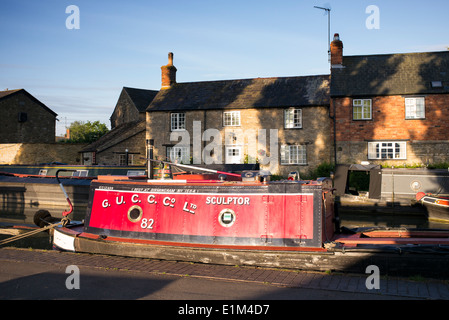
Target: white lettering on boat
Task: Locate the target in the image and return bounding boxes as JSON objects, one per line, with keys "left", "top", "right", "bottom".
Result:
{"left": 147, "top": 194, "right": 156, "bottom": 204}
{"left": 183, "top": 202, "right": 197, "bottom": 214}
{"left": 205, "top": 196, "right": 250, "bottom": 205}
{"left": 163, "top": 196, "right": 176, "bottom": 208}
{"left": 102, "top": 199, "right": 110, "bottom": 208}
{"left": 131, "top": 194, "right": 141, "bottom": 203}
{"left": 116, "top": 196, "right": 125, "bottom": 205}
{"left": 140, "top": 218, "right": 154, "bottom": 229}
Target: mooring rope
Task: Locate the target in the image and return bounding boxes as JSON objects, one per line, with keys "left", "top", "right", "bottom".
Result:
{"left": 0, "top": 221, "right": 63, "bottom": 246}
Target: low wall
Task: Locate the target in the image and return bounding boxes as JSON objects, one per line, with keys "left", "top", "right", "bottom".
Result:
{"left": 0, "top": 143, "right": 88, "bottom": 165}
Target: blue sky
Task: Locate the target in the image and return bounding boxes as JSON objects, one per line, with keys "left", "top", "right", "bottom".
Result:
{"left": 1, "top": 0, "right": 448, "bottom": 136}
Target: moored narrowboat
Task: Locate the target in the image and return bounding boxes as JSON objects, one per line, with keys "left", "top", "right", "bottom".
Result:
{"left": 53, "top": 172, "right": 335, "bottom": 264}
{"left": 50, "top": 164, "right": 449, "bottom": 277}
{"left": 416, "top": 192, "right": 449, "bottom": 222}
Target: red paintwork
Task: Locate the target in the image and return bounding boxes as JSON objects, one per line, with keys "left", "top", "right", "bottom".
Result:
{"left": 173, "top": 173, "right": 242, "bottom": 181}
{"left": 335, "top": 236, "right": 449, "bottom": 245}
{"left": 88, "top": 189, "right": 315, "bottom": 241}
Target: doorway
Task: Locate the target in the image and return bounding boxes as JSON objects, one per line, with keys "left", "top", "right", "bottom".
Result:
{"left": 225, "top": 146, "right": 242, "bottom": 164}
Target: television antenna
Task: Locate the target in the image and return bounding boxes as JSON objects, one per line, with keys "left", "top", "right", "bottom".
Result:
{"left": 314, "top": 5, "right": 331, "bottom": 62}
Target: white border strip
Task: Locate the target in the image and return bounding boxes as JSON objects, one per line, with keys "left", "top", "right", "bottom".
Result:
{"left": 94, "top": 188, "right": 314, "bottom": 197}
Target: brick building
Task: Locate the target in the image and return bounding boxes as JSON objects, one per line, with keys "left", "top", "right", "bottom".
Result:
{"left": 330, "top": 34, "right": 449, "bottom": 166}
{"left": 0, "top": 89, "right": 57, "bottom": 143}
{"left": 146, "top": 53, "right": 331, "bottom": 176}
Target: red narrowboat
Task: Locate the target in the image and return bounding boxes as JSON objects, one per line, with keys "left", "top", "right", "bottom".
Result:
{"left": 50, "top": 164, "right": 449, "bottom": 276}
{"left": 53, "top": 171, "right": 336, "bottom": 265}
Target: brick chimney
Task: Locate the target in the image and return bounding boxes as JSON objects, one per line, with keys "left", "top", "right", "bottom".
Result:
{"left": 330, "top": 33, "right": 343, "bottom": 67}
{"left": 161, "top": 52, "right": 177, "bottom": 89}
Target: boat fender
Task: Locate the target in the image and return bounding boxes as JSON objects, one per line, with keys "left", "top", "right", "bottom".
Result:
{"left": 33, "top": 210, "right": 52, "bottom": 228}
{"left": 416, "top": 192, "right": 426, "bottom": 201}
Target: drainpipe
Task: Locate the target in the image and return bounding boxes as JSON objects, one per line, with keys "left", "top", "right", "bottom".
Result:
{"left": 147, "top": 139, "right": 154, "bottom": 179}
{"left": 329, "top": 100, "right": 337, "bottom": 166}
{"left": 391, "top": 166, "right": 395, "bottom": 206}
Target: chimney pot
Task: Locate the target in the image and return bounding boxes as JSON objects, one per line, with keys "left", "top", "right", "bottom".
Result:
{"left": 330, "top": 33, "right": 343, "bottom": 66}
{"left": 161, "top": 52, "right": 177, "bottom": 89}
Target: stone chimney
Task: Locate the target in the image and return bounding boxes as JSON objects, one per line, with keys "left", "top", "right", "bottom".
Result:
{"left": 161, "top": 52, "right": 177, "bottom": 89}
{"left": 330, "top": 33, "right": 343, "bottom": 67}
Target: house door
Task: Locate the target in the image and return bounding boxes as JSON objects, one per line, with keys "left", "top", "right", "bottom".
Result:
{"left": 225, "top": 146, "right": 242, "bottom": 164}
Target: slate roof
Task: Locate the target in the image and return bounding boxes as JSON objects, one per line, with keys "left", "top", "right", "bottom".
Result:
{"left": 80, "top": 119, "right": 145, "bottom": 153}
{"left": 147, "top": 75, "right": 330, "bottom": 112}
{"left": 0, "top": 88, "right": 57, "bottom": 116}
{"left": 123, "top": 87, "right": 158, "bottom": 112}
{"left": 331, "top": 51, "right": 449, "bottom": 97}
{"left": 0, "top": 89, "right": 22, "bottom": 99}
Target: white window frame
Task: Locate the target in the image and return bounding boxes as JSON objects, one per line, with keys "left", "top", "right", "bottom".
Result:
{"left": 368, "top": 141, "right": 407, "bottom": 160}
{"left": 170, "top": 113, "right": 186, "bottom": 131}
{"left": 72, "top": 170, "right": 89, "bottom": 177}
{"left": 225, "top": 146, "right": 243, "bottom": 164}
{"left": 167, "top": 146, "right": 190, "bottom": 164}
{"left": 405, "top": 97, "right": 425, "bottom": 119}
{"left": 119, "top": 154, "right": 134, "bottom": 166}
{"left": 353, "top": 99, "right": 372, "bottom": 120}
{"left": 284, "top": 108, "right": 302, "bottom": 129}
{"left": 280, "top": 145, "right": 307, "bottom": 165}
{"left": 223, "top": 111, "right": 241, "bottom": 127}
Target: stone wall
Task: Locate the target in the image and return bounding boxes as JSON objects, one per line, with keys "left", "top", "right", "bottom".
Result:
{"left": 147, "top": 106, "right": 332, "bottom": 176}
{"left": 95, "top": 131, "right": 147, "bottom": 166}
{"left": 0, "top": 143, "right": 87, "bottom": 165}
{"left": 110, "top": 89, "right": 141, "bottom": 129}
{"left": 337, "top": 140, "right": 449, "bottom": 167}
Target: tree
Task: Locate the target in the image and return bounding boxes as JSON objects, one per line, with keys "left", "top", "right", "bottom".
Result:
{"left": 67, "top": 121, "right": 109, "bottom": 143}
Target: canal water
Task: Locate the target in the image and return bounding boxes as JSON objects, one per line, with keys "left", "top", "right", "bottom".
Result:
{"left": 0, "top": 206, "right": 86, "bottom": 250}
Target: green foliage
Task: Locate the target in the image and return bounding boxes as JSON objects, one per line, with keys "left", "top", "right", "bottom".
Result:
{"left": 270, "top": 174, "right": 284, "bottom": 181}
{"left": 380, "top": 162, "right": 449, "bottom": 169}
{"left": 427, "top": 162, "right": 449, "bottom": 169}
{"left": 301, "top": 162, "right": 335, "bottom": 180}
{"left": 66, "top": 121, "right": 109, "bottom": 143}
{"left": 348, "top": 171, "right": 370, "bottom": 192}
{"left": 312, "top": 162, "right": 335, "bottom": 179}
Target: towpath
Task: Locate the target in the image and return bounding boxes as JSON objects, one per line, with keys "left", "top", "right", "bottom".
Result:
{"left": 1, "top": 247, "right": 448, "bottom": 303}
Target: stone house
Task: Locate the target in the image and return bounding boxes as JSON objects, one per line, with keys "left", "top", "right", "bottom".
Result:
{"left": 80, "top": 87, "right": 158, "bottom": 165}
{"left": 0, "top": 89, "right": 57, "bottom": 143}
{"left": 330, "top": 34, "right": 449, "bottom": 167}
{"left": 146, "top": 53, "right": 331, "bottom": 176}
{"left": 110, "top": 87, "right": 157, "bottom": 129}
